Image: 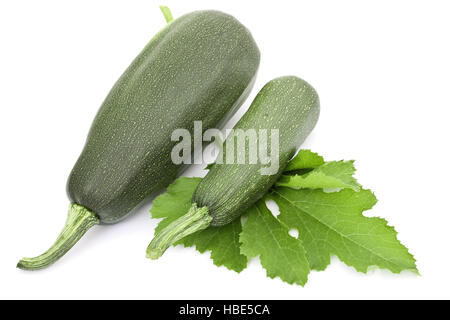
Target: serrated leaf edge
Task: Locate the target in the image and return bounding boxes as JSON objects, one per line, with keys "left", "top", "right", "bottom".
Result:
{"left": 272, "top": 189, "right": 418, "bottom": 274}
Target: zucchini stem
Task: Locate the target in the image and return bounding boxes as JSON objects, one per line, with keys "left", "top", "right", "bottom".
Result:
{"left": 147, "top": 203, "right": 212, "bottom": 259}
{"left": 17, "top": 203, "right": 99, "bottom": 270}
{"left": 159, "top": 6, "right": 173, "bottom": 23}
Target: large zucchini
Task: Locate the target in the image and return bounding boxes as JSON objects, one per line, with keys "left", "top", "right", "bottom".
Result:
{"left": 147, "top": 76, "right": 320, "bottom": 259}
{"left": 18, "top": 9, "right": 260, "bottom": 270}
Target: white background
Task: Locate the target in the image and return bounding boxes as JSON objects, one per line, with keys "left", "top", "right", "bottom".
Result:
{"left": 1, "top": 0, "right": 449, "bottom": 299}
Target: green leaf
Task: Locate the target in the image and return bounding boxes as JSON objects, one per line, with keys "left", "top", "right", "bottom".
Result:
{"left": 277, "top": 160, "right": 361, "bottom": 191}
{"left": 285, "top": 149, "right": 325, "bottom": 171}
{"left": 270, "top": 187, "right": 418, "bottom": 274}
{"left": 151, "top": 151, "right": 418, "bottom": 284}
{"left": 240, "top": 200, "right": 310, "bottom": 285}
{"left": 182, "top": 220, "right": 247, "bottom": 272}
{"left": 150, "top": 177, "right": 247, "bottom": 272}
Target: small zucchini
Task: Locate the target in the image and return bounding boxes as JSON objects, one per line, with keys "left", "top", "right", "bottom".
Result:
{"left": 18, "top": 8, "right": 260, "bottom": 270}
{"left": 147, "top": 76, "right": 320, "bottom": 259}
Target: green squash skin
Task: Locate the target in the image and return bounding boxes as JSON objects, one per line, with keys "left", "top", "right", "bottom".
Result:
{"left": 67, "top": 10, "right": 260, "bottom": 224}
{"left": 193, "top": 76, "right": 320, "bottom": 226}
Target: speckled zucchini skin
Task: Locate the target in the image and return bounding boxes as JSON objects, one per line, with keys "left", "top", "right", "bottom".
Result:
{"left": 67, "top": 10, "right": 260, "bottom": 223}
{"left": 193, "top": 76, "right": 319, "bottom": 226}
